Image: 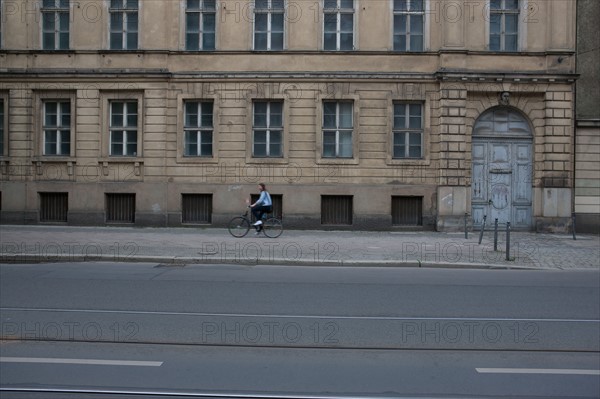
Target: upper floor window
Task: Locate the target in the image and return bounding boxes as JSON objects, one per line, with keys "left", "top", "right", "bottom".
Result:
{"left": 42, "top": 0, "right": 70, "bottom": 50}
{"left": 254, "top": 0, "right": 284, "bottom": 50}
{"left": 253, "top": 101, "right": 283, "bottom": 157}
{"left": 43, "top": 101, "right": 71, "bottom": 156}
{"left": 186, "top": 0, "right": 216, "bottom": 51}
{"left": 184, "top": 101, "right": 213, "bottom": 157}
{"left": 490, "top": 0, "right": 519, "bottom": 51}
{"left": 110, "top": 0, "right": 138, "bottom": 50}
{"left": 110, "top": 101, "right": 138, "bottom": 156}
{"left": 0, "top": 100, "right": 4, "bottom": 156}
{"left": 393, "top": 103, "right": 423, "bottom": 159}
{"left": 323, "top": 0, "right": 354, "bottom": 51}
{"left": 323, "top": 101, "right": 353, "bottom": 158}
{"left": 393, "top": 0, "right": 423, "bottom": 52}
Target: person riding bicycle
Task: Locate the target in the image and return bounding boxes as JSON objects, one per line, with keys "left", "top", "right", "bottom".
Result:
{"left": 250, "top": 183, "right": 272, "bottom": 230}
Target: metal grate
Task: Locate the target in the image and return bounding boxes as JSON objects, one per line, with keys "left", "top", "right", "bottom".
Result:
{"left": 39, "top": 192, "right": 68, "bottom": 222}
{"left": 250, "top": 194, "right": 283, "bottom": 220}
{"left": 106, "top": 193, "right": 135, "bottom": 223}
{"left": 392, "top": 196, "right": 423, "bottom": 226}
{"left": 182, "top": 194, "right": 212, "bottom": 224}
{"left": 321, "top": 195, "right": 353, "bottom": 225}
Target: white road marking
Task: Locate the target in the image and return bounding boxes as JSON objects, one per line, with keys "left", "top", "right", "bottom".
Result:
{"left": 476, "top": 368, "right": 600, "bottom": 375}
{"left": 0, "top": 357, "right": 163, "bottom": 367}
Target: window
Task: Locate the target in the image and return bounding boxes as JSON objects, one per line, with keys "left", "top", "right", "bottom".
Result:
{"left": 490, "top": 0, "right": 519, "bottom": 51}
{"left": 43, "top": 101, "right": 71, "bottom": 156}
{"left": 254, "top": 0, "right": 284, "bottom": 50}
{"left": 106, "top": 193, "right": 135, "bottom": 223}
{"left": 321, "top": 195, "right": 353, "bottom": 225}
{"left": 392, "top": 196, "right": 423, "bottom": 226}
{"left": 42, "top": 0, "right": 69, "bottom": 50}
{"left": 0, "top": 100, "right": 4, "bottom": 156}
{"left": 253, "top": 101, "right": 283, "bottom": 157}
{"left": 182, "top": 194, "right": 212, "bottom": 224}
{"left": 110, "top": 0, "right": 138, "bottom": 50}
{"left": 110, "top": 101, "right": 138, "bottom": 156}
{"left": 39, "top": 192, "right": 68, "bottom": 222}
{"left": 393, "top": 0, "right": 423, "bottom": 51}
{"left": 323, "top": 101, "right": 353, "bottom": 158}
{"left": 186, "top": 0, "right": 216, "bottom": 51}
{"left": 393, "top": 103, "right": 422, "bottom": 159}
{"left": 323, "top": 0, "right": 354, "bottom": 51}
{"left": 184, "top": 101, "right": 213, "bottom": 157}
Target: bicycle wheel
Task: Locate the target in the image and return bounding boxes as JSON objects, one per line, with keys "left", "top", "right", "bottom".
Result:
{"left": 263, "top": 217, "right": 283, "bottom": 238}
{"left": 228, "top": 217, "right": 250, "bottom": 238}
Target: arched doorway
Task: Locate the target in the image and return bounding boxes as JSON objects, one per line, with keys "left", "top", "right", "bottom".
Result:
{"left": 471, "top": 107, "right": 533, "bottom": 229}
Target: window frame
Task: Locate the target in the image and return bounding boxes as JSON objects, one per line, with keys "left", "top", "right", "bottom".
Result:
{"left": 33, "top": 91, "right": 76, "bottom": 159}
{"left": 176, "top": 93, "right": 220, "bottom": 164}
{"left": 386, "top": 94, "right": 431, "bottom": 167}
{"left": 41, "top": 0, "right": 70, "bottom": 50}
{"left": 42, "top": 100, "right": 72, "bottom": 156}
{"left": 183, "top": 100, "right": 214, "bottom": 158}
{"left": 322, "top": 0, "right": 355, "bottom": 51}
{"left": 487, "top": 0, "right": 522, "bottom": 52}
{"left": 184, "top": 0, "right": 217, "bottom": 51}
{"left": 245, "top": 91, "right": 289, "bottom": 165}
{"left": 392, "top": 0, "right": 425, "bottom": 52}
{"left": 253, "top": 0, "right": 286, "bottom": 51}
{"left": 0, "top": 93, "right": 6, "bottom": 158}
{"left": 109, "top": 100, "right": 139, "bottom": 157}
{"left": 108, "top": 0, "right": 139, "bottom": 50}
{"left": 392, "top": 102, "right": 424, "bottom": 159}
{"left": 252, "top": 100, "right": 284, "bottom": 158}
{"left": 100, "top": 91, "right": 143, "bottom": 160}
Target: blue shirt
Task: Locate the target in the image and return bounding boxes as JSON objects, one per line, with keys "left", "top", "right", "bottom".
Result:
{"left": 257, "top": 191, "right": 272, "bottom": 207}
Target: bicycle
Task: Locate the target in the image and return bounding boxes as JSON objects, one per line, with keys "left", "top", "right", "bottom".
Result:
{"left": 228, "top": 207, "right": 283, "bottom": 238}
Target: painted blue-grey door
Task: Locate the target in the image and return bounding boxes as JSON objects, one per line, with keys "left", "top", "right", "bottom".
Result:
{"left": 472, "top": 108, "right": 533, "bottom": 229}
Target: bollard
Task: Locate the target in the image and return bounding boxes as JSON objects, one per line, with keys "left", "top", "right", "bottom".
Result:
{"left": 465, "top": 212, "right": 468, "bottom": 239}
{"left": 494, "top": 218, "right": 499, "bottom": 251}
{"left": 478, "top": 215, "right": 487, "bottom": 245}
{"left": 572, "top": 212, "right": 577, "bottom": 240}
{"left": 506, "top": 222, "right": 511, "bottom": 261}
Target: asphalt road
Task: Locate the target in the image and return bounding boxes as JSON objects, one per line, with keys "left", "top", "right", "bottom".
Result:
{"left": 1, "top": 262, "right": 599, "bottom": 398}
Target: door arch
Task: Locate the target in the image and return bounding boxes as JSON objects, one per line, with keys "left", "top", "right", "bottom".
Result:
{"left": 471, "top": 107, "right": 533, "bottom": 229}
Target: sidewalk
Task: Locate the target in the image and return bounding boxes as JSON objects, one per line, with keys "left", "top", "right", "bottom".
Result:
{"left": 1, "top": 224, "right": 599, "bottom": 270}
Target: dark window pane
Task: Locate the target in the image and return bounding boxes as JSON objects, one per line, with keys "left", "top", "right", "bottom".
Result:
{"left": 203, "top": 13, "right": 215, "bottom": 31}
{"left": 490, "top": 35, "right": 500, "bottom": 51}
{"left": 187, "top": 13, "right": 200, "bottom": 32}
{"left": 340, "top": 0, "right": 353, "bottom": 9}
{"left": 324, "top": 0, "right": 337, "bottom": 9}
{"left": 394, "top": 0, "right": 408, "bottom": 11}
{"left": 188, "top": 0, "right": 200, "bottom": 10}
{"left": 127, "top": 32, "right": 137, "bottom": 49}
{"left": 186, "top": 33, "right": 199, "bottom": 50}
{"left": 340, "top": 33, "right": 353, "bottom": 50}
{"left": 255, "top": 33, "right": 268, "bottom": 50}
{"left": 203, "top": 33, "right": 215, "bottom": 50}
{"left": 394, "top": 15, "right": 406, "bottom": 34}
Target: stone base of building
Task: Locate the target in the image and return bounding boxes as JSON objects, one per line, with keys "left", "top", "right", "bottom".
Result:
{"left": 574, "top": 213, "right": 600, "bottom": 235}
{"left": 535, "top": 217, "right": 573, "bottom": 234}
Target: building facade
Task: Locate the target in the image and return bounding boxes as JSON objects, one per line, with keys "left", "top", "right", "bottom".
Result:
{"left": 0, "top": 0, "right": 579, "bottom": 231}
{"left": 575, "top": 0, "right": 599, "bottom": 234}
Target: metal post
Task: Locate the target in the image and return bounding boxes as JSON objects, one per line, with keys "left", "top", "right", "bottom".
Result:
{"left": 478, "top": 215, "right": 487, "bottom": 245}
{"left": 572, "top": 212, "right": 577, "bottom": 240}
{"left": 494, "top": 218, "right": 498, "bottom": 251}
{"left": 464, "top": 212, "right": 468, "bottom": 239}
{"left": 506, "top": 222, "right": 511, "bottom": 261}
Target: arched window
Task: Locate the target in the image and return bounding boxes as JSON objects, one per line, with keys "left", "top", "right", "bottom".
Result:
{"left": 473, "top": 107, "right": 531, "bottom": 138}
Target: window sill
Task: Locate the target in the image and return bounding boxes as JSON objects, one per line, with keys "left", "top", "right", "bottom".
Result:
{"left": 98, "top": 158, "right": 143, "bottom": 177}
{"left": 31, "top": 158, "right": 77, "bottom": 176}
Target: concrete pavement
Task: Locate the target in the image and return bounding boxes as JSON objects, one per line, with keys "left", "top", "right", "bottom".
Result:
{"left": 0, "top": 224, "right": 598, "bottom": 269}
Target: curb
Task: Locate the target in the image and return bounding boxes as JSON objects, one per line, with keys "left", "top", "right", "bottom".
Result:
{"left": 0, "top": 253, "right": 546, "bottom": 270}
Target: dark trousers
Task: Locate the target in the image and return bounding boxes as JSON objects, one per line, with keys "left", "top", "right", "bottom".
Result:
{"left": 252, "top": 205, "right": 272, "bottom": 222}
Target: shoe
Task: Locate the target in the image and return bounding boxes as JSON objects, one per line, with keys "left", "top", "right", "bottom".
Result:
{"left": 252, "top": 220, "right": 263, "bottom": 226}
{"left": 255, "top": 230, "right": 262, "bottom": 235}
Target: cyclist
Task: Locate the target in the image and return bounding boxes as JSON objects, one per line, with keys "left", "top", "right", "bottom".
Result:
{"left": 249, "top": 183, "right": 272, "bottom": 231}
